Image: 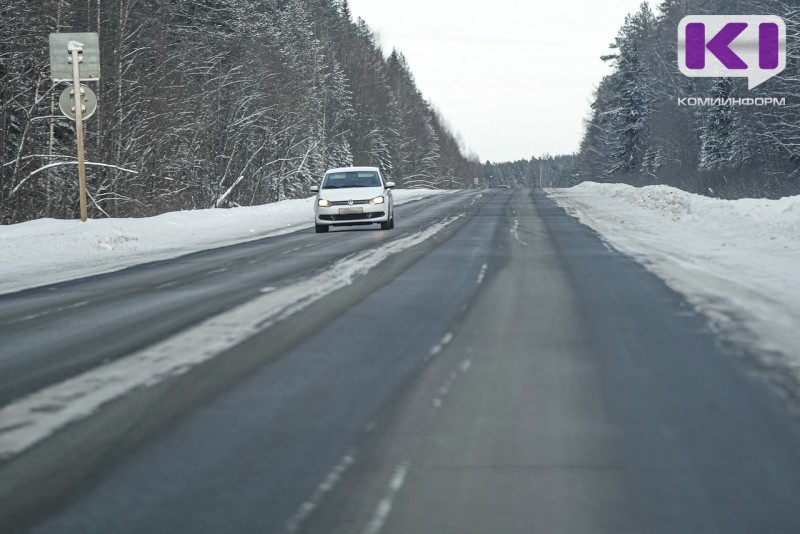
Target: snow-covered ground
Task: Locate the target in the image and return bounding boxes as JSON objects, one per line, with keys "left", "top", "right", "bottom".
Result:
{"left": 0, "top": 189, "right": 448, "bottom": 295}
{"left": 547, "top": 182, "right": 800, "bottom": 387}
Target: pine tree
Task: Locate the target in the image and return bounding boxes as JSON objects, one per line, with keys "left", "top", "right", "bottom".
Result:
{"left": 698, "top": 78, "right": 752, "bottom": 170}
{"left": 602, "top": 2, "right": 657, "bottom": 176}
{"left": 339, "top": 0, "right": 352, "bottom": 22}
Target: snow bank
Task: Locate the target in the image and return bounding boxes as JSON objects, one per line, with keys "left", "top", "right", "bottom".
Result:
{"left": 0, "top": 189, "right": 448, "bottom": 295}
{"left": 547, "top": 182, "right": 800, "bottom": 373}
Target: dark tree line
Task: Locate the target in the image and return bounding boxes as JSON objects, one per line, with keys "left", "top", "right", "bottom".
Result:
{"left": 0, "top": 0, "right": 482, "bottom": 224}
{"left": 487, "top": 0, "right": 800, "bottom": 198}
{"left": 482, "top": 155, "right": 579, "bottom": 189}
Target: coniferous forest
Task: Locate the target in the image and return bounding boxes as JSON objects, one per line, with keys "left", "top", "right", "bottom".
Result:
{"left": 487, "top": 0, "right": 800, "bottom": 199}
{"left": 0, "top": 0, "right": 482, "bottom": 224}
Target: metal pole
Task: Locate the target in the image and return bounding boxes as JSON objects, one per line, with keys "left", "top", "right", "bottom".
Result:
{"left": 70, "top": 45, "right": 87, "bottom": 222}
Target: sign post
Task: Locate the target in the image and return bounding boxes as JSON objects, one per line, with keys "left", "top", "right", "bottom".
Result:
{"left": 49, "top": 33, "right": 100, "bottom": 223}
{"left": 70, "top": 41, "right": 88, "bottom": 222}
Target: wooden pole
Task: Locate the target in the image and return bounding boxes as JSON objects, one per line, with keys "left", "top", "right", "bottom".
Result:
{"left": 70, "top": 45, "right": 88, "bottom": 222}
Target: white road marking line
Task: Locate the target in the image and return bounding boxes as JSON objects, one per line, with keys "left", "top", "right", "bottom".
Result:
{"left": 284, "top": 452, "right": 355, "bottom": 533}
{"left": 433, "top": 366, "right": 468, "bottom": 411}
{"left": 440, "top": 371, "right": 458, "bottom": 395}
{"left": 476, "top": 263, "right": 488, "bottom": 284}
{"left": 362, "top": 463, "right": 410, "bottom": 534}
{"left": 426, "top": 331, "right": 455, "bottom": 360}
{"left": 0, "top": 217, "right": 463, "bottom": 461}
{"left": 8, "top": 300, "right": 91, "bottom": 325}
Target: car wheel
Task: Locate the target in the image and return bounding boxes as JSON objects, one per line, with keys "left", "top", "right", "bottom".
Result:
{"left": 315, "top": 224, "right": 329, "bottom": 233}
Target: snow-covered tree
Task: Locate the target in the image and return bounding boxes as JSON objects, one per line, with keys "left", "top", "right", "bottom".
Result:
{"left": 601, "top": 2, "right": 657, "bottom": 176}
{"left": 0, "top": 0, "right": 483, "bottom": 222}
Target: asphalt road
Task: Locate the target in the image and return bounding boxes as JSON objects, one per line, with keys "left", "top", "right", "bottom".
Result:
{"left": 0, "top": 191, "right": 478, "bottom": 405}
{"left": 3, "top": 189, "right": 800, "bottom": 533}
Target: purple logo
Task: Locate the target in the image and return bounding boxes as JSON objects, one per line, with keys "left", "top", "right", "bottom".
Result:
{"left": 679, "top": 16, "right": 786, "bottom": 89}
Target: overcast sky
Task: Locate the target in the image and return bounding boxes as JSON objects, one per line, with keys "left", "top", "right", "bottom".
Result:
{"left": 347, "top": 0, "right": 661, "bottom": 162}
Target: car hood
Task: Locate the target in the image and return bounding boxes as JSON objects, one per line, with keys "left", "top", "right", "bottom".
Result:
{"left": 318, "top": 187, "right": 386, "bottom": 201}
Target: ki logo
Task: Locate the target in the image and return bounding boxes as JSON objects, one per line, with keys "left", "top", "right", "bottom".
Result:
{"left": 678, "top": 15, "right": 786, "bottom": 89}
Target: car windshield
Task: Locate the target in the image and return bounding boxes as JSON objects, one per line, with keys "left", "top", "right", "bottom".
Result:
{"left": 321, "top": 171, "right": 381, "bottom": 189}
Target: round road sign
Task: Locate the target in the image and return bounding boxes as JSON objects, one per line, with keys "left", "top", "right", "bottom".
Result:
{"left": 59, "top": 84, "right": 97, "bottom": 121}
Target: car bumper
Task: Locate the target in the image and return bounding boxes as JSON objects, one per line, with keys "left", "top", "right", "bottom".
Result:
{"left": 315, "top": 205, "right": 389, "bottom": 225}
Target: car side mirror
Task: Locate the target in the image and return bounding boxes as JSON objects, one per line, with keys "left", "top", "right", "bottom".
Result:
{"left": 385, "top": 181, "right": 395, "bottom": 189}
{"left": 310, "top": 185, "right": 319, "bottom": 193}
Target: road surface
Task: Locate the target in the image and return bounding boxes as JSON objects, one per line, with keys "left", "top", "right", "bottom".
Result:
{"left": 2, "top": 189, "right": 800, "bottom": 533}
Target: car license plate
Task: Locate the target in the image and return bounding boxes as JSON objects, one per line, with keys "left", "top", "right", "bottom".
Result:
{"left": 339, "top": 207, "right": 363, "bottom": 215}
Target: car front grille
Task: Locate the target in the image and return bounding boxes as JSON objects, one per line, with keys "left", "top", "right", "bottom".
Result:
{"left": 330, "top": 199, "right": 370, "bottom": 206}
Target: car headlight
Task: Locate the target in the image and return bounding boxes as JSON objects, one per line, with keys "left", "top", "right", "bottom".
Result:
{"left": 318, "top": 199, "right": 331, "bottom": 208}
{"left": 369, "top": 196, "right": 385, "bottom": 205}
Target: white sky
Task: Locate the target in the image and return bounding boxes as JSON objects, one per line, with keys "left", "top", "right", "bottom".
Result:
{"left": 347, "top": 0, "right": 661, "bottom": 162}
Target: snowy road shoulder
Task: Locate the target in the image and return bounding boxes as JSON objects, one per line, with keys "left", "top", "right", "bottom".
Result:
{"left": 0, "top": 189, "right": 450, "bottom": 295}
{"left": 547, "top": 182, "right": 800, "bottom": 397}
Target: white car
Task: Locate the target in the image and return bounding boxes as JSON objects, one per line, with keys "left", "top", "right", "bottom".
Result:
{"left": 311, "top": 167, "right": 395, "bottom": 233}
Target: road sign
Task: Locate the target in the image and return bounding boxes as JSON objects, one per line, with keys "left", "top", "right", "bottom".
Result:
{"left": 59, "top": 85, "right": 97, "bottom": 121}
{"left": 49, "top": 32, "right": 101, "bottom": 81}
{"left": 49, "top": 33, "right": 102, "bottom": 222}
